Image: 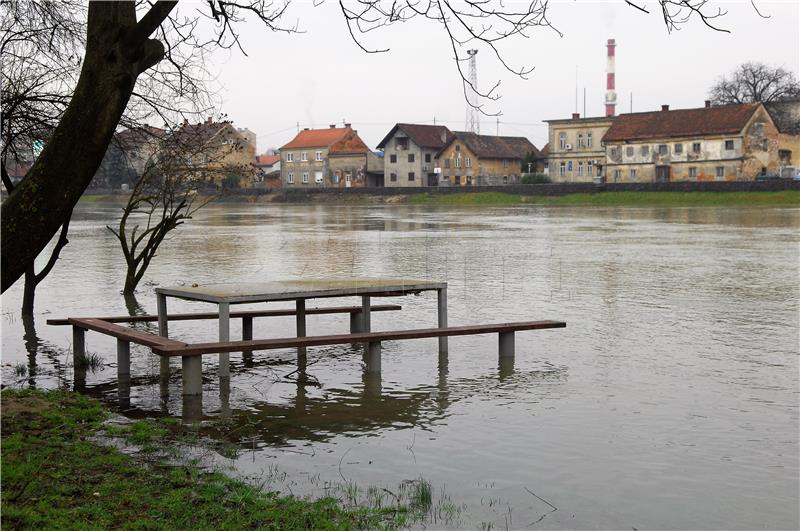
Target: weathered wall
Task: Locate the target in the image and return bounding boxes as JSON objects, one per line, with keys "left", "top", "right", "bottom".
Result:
{"left": 328, "top": 154, "right": 368, "bottom": 188}
{"left": 280, "top": 147, "right": 329, "bottom": 187}
{"left": 382, "top": 131, "right": 438, "bottom": 187}
{"left": 438, "top": 142, "right": 521, "bottom": 185}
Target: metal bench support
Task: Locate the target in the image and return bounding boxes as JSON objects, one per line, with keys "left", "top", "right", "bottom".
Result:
{"left": 117, "top": 339, "right": 130, "bottom": 377}
{"left": 438, "top": 287, "right": 448, "bottom": 356}
{"left": 219, "top": 302, "right": 230, "bottom": 378}
{"left": 296, "top": 299, "right": 307, "bottom": 368}
{"left": 182, "top": 356, "right": 203, "bottom": 396}
{"left": 350, "top": 310, "right": 363, "bottom": 333}
{"left": 498, "top": 331, "right": 515, "bottom": 358}
{"left": 365, "top": 341, "right": 381, "bottom": 373}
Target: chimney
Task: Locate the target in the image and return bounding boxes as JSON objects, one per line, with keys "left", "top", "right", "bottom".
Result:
{"left": 572, "top": 113, "right": 580, "bottom": 119}
{"left": 206, "top": 117, "right": 213, "bottom": 124}
{"left": 704, "top": 100, "right": 711, "bottom": 108}
{"left": 344, "top": 122, "right": 352, "bottom": 128}
{"left": 329, "top": 124, "right": 336, "bottom": 128}
{"left": 605, "top": 38, "right": 617, "bottom": 117}
{"left": 303, "top": 127, "right": 310, "bottom": 131}
{"left": 661, "top": 104, "right": 670, "bottom": 111}
{"left": 182, "top": 118, "right": 188, "bottom": 126}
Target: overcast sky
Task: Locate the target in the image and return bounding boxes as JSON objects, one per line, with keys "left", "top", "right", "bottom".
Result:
{"left": 202, "top": 0, "right": 799, "bottom": 152}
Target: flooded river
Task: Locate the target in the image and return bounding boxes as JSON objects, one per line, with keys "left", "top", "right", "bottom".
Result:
{"left": 2, "top": 202, "right": 798, "bottom": 529}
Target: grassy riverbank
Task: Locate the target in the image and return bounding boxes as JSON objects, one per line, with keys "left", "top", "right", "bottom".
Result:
{"left": 1, "top": 389, "right": 408, "bottom": 529}
{"left": 408, "top": 190, "right": 800, "bottom": 207}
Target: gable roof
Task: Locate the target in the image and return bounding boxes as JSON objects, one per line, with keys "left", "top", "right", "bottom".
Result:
{"left": 329, "top": 131, "right": 369, "bottom": 155}
{"left": 440, "top": 132, "right": 536, "bottom": 159}
{"left": 377, "top": 123, "right": 455, "bottom": 150}
{"left": 280, "top": 127, "right": 351, "bottom": 150}
{"left": 602, "top": 103, "right": 760, "bottom": 143}
{"left": 765, "top": 100, "right": 800, "bottom": 135}
{"left": 170, "top": 120, "right": 240, "bottom": 149}
{"left": 255, "top": 154, "right": 280, "bottom": 167}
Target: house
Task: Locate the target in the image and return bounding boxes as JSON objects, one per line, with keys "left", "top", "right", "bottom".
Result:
{"left": 91, "top": 125, "right": 164, "bottom": 189}
{"left": 255, "top": 153, "right": 281, "bottom": 188}
{"left": 280, "top": 124, "right": 378, "bottom": 188}
{"left": 436, "top": 132, "right": 537, "bottom": 186}
{"left": 602, "top": 102, "right": 781, "bottom": 182}
{"left": 377, "top": 124, "right": 454, "bottom": 187}
{"left": 168, "top": 118, "right": 257, "bottom": 188}
{"left": 765, "top": 100, "right": 800, "bottom": 177}
{"left": 543, "top": 113, "right": 614, "bottom": 182}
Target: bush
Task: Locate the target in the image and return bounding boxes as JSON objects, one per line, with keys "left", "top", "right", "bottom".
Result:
{"left": 521, "top": 173, "right": 550, "bottom": 184}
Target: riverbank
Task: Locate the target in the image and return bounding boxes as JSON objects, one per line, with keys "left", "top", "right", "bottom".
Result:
{"left": 82, "top": 188, "right": 800, "bottom": 207}
{"left": 1, "top": 389, "right": 410, "bottom": 529}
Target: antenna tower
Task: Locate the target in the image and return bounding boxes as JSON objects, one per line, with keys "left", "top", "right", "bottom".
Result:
{"left": 465, "top": 49, "right": 480, "bottom": 134}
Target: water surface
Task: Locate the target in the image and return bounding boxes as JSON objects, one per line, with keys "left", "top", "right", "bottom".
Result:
{"left": 2, "top": 202, "right": 798, "bottom": 529}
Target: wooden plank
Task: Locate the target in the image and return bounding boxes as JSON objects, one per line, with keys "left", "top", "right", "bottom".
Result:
{"left": 47, "top": 304, "right": 403, "bottom": 326}
{"left": 68, "top": 318, "right": 187, "bottom": 349}
{"left": 153, "top": 320, "right": 566, "bottom": 357}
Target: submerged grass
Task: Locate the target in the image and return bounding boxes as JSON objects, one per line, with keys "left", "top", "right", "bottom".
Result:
{"left": 408, "top": 190, "right": 800, "bottom": 207}
{"left": 0, "top": 389, "right": 409, "bottom": 529}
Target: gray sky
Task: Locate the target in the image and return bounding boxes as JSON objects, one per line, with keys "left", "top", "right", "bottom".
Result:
{"left": 206, "top": 0, "right": 799, "bottom": 152}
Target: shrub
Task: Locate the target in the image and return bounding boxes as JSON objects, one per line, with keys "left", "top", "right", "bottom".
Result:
{"left": 521, "top": 173, "right": 550, "bottom": 184}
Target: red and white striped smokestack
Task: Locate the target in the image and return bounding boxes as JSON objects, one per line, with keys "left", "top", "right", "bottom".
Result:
{"left": 605, "top": 38, "right": 617, "bottom": 117}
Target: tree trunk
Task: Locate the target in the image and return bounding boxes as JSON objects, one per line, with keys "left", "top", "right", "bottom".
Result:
{"left": 21, "top": 267, "right": 36, "bottom": 316}
{"left": 1, "top": 2, "right": 174, "bottom": 292}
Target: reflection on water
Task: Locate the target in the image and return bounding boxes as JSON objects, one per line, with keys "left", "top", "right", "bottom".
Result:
{"left": 2, "top": 203, "right": 798, "bottom": 530}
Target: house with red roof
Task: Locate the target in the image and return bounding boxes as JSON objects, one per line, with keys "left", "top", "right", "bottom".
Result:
{"left": 254, "top": 153, "right": 281, "bottom": 188}
{"left": 377, "top": 124, "right": 455, "bottom": 187}
{"left": 602, "top": 102, "right": 781, "bottom": 182}
{"left": 279, "top": 124, "right": 381, "bottom": 188}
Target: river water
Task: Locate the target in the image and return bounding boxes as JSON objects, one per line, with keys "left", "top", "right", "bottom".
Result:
{"left": 2, "top": 202, "right": 798, "bottom": 529}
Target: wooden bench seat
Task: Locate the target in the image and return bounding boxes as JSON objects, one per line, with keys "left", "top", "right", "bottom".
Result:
{"left": 152, "top": 320, "right": 566, "bottom": 357}
{"left": 47, "top": 304, "right": 402, "bottom": 326}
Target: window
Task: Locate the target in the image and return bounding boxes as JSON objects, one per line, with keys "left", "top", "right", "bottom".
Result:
{"left": 466, "top": 157, "right": 472, "bottom": 168}
{"left": 626, "top": 146, "right": 634, "bottom": 157}
{"left": 314, "top": 151, "right": 322, "bottom": 161}
{"left": 333, "top": 170, "right": 341, "bottom": 183}
{"left": 455, "top": 144, "right": 461, "bottom": 152}
{"left": 715, "top": 166, "right": 724, "bottom": 178}
{"left": 559, "top": 162, "right": 566, "bottom": 176}
{"left": 641, "top": 145, "right": 649, "bottom": 156}
{"left": 425, "top": 153, "right": 431, "bottom": 163}
{"left": 389, "top": 154, "right": 397, "bottom": 163}
{"left": 286, "top": 153, "right": 293, "bottom": 162}
{"left": 613, "top": 169, "right": 622, "bottom": 179}
{"left": 779, "top": 149, "right": 792, "bottom": 163}
{"left": 610, "top": 147, "right": 620, "bottom": 158}
{"left": 314, "top": 171, "right": 323, "bottom": 183}
{"left": 559, "top": 133, "right": 567, "bottom": 150}
{"left": 503, "top": 176, "right": 508, "bottom": 184}
{"left": 302, "top": 172, "right": 309, "bottom": 183}
{"left": 445, "top": 159, "right": 450, "bottom": 169}
{"left": 587, "top": 132, "right": 593, "bottom": 148}
{"left": 390, "top": 172, "right": 397, "bottom": 182}
{"left": 456, "top": 157, "right": 461, "bottom": 168}
{"left": 287, "top": 172, "right": 294, "bottom": 183}
{"left": 674, "top": 144, "right": 683, "bottom": 154}
{"left": 692, "top": 142, "right": 701, "bottom": 153}
{"left": 395, "top": 138, "right": 408, "bottom": 150}
{"left": 300, "top": 151, "right": 308, "bottom": 161}
{"left": 578, "top": 133, "right": 585, "bottom": 148}
{"left": 724, "top": 140, "right": 735, "bottom": 150}
{"left": 467, "top": 176, "right": 473, "bottom": 185}
{"left": 408, "top": 172, "right": 415, "bottom": 181}
{"left": 688, "top": 167, "right": 697, "bottom": 178}
{"left": 658, "top": 144, "right": 668, "bottom": 155}
{"left": 588, "top": 163, "right": 593, "bottom": 177}
{"left": 503, "top": 159, "right": 508, "bottom": 167}
{"left": 408, "top": 154, "right": 415, "bottom": 163}
{"left": 578, "top": 162, "right": 584, "bottom": 176}
{"left": 629, "top": 168, "right": 637, "bottom": 178}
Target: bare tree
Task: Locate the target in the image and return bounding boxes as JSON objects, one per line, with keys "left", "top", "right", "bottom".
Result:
{"left": 1, "top": 0, "right": 743, "bottom": 292}
{"left": 710, "top": 62, "right": 800, "bottom": 105}
{"left": 108, "top": 122, "right": 253, "bottom": 294}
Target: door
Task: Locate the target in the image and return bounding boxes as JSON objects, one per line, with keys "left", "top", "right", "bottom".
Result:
{"left": 655, "top": 166, "right": 671, "bottom": 183}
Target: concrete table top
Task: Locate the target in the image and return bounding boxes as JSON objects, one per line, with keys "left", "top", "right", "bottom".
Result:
{"left": 156, "top": 278, "right": 447, "bottom": 304}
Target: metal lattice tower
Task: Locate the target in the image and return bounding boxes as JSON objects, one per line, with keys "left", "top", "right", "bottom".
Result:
{"left": 465, "top": 49, "right": 480, "bottom": 134}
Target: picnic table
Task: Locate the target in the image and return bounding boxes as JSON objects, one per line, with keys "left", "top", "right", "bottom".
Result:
{"left": 155, "top": 278, "right": 449, "bottom": 378}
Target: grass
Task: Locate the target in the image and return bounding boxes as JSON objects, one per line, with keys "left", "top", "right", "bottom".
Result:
{"left": 407, "top": 190, "right": 800, "bottom": 207}
{"left": 1, "top": 389, "right": 410, "bottom": 530}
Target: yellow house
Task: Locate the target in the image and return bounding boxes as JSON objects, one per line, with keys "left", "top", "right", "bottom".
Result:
{"left": 544, "top": 113, "right": 614, "bottom": 182}
{"left": 436, "top": 132, "right": 536, "bottom": 186}
{"left": 766, "top": 100, "right": 800, "bottom": 177}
